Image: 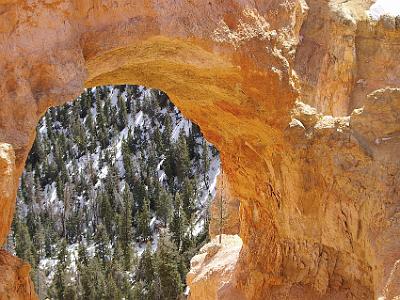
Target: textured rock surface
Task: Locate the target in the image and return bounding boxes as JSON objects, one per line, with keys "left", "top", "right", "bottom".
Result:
{"left": 0, "top": 250, "right": 37, "bottom": 300}
{"left": 187, "top": 234, "right": 243, "bottom": 299}
{"left": 0, "top": 0, "right": 400, "bottom": 299}
{"left": 0, "top": 143, "right": 16, "bottom": 247}
{"left": 209, "top": 171, "right": 240, "bottom": 238}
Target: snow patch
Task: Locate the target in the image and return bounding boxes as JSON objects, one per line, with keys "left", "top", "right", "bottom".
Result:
{"left": 369, "top": 0, "right": 400, "bottom": 20}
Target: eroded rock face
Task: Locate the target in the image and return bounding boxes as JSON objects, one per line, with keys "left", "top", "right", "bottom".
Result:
{"left": 1, "top": 1, "right": 400, "bottom": 299}
{"left": 0, "top": 143, "right": 17, "bottom": 247}
{"left": 187, "top": 234, "right": 243, "bottom": 299}
{"left": 0, "top": 250, "right": 37, "bottom": 300}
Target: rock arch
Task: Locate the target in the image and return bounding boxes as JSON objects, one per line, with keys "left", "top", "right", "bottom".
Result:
{"left": 1, "top": 1, "right": 400, "bottom": 299}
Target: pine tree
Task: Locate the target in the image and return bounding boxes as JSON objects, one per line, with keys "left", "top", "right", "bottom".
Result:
{"left": 105, "top": 273, "right": 122, "bottom": 300}
{"left": 111, "top": 238, "right": 124, "bottom": 270}
{"left": 95, "top": 223, "right": 110, "bottom": 265}
{"left": 176, "top": 132, "right": 191, "bottom": 183}
{"left": 32, "top": 268, "right": 48, "bottom": 300}
{"left": 217, "top": 170, "right": 228, "bottom": 244}
{"left": 132, "top": 177, "right": 147, "bottom": 209}
{"left": 137, "top": 242, "right": 158, "bottom": 298}
{"left": 62, "top": 180, "right": 72, "bottom": 239}
{"left": 85, "top": 110, "right": 97, "bottom": 152}
{"left": 137, "top": 197, "right": 151, "bottom": 241}
{"left": 122, "top": 138, "right": 134, "bottom": 183}
{"left": 164, "top": 145, "right": 177, "bottom": 191}
{"left": 117, "top": 94, "right": 128, "bottom": 130}
{"left": 153, "top": 127, "right": 163, "bottom": 156}
{"left": 28, "top": 129, "right": 45, "bottom": 167}
{"left": 78, "top": 242, "right": 89, "bottom": 268}
{"left": 96, "top": 97, "right": 109, "bottom": 149}
{"left": 156, "top": 189, "right": 172, "bottom": 226}
{"left": 169, "top": 193, "right": 187, "bottom": 249}
{"left": 127, "top": 127, "right": 135, "bottom": 151}
{"left": 79, "top": 257, "right": 107, "bottom": 300}
{"left": 156, "top": 234, "right": 183, "bottom": 300}
{"left": 202, "top": 141, "right": 211, "bottom": 189}
{"left": 72, "top": 113, "right": 87, "bottom": 156}
{"left": 187, "top": 127, "right": 197, "bottom": 160}
{"left": 52, "top": 239, "right": 69, "bottom": 300}
{"left": 45, "top": 111, "right": 53, "bottom": 140}
{"left": 33, "top": 222, "right": 46, "bottom": 262}
{"left": 120, "top": 185, "right": 134, "bottom": 270}
{"left": 64, "top": 285, "right": 78, "bottom": 300}
{"left": 100, "top": 191, "right": 114, "bottom": 237}
{"left": 14, "top": 219, "right": 35, "bottom": 266}
{"left": 104, "top": 92, "right": 112, "bottom": 124}
{"left": 182, "top": 177, "right": 196, "bottom": 220}
{"left": 162, "top": 114, "right": 173, "bottom": 150}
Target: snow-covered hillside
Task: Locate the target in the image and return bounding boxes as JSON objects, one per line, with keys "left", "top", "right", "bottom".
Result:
{"left": 7, "top": 85, "right": 220, "bottom": 299}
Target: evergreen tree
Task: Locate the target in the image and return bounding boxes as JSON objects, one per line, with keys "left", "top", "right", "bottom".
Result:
{"left": 117, "top": 94, "right": 128, "bottom": 130}
{"left": 176, "top": 132, "right": 191, "bottom": 183}
{"left": 33, "top": 222, "right": 46, "bottom": 262}
{"left": 137, "top": 242, "right": 159, "bottom": 299}
{"left": 122, "top": 138, "right": 134, "bottom": 183}
{"left": 79, "top": 257, "right": 107, "bottom": 300}
{"left": 85, "top": 110, "right": 97, "bottom": 152}
{"left": 182, "top": 177, "right": 196, "bottom": 220}
{"left": 14, "top": 219, "right": 35, "bottom": 266}
{"left": 78, "top": 242, "right": 89, "bottom": 268}
{"left": 187, "top": 127, "right": 197, "bottom": 160}
{"left": 169, "top": 193, "right": 187, "bottom": 249}
{"left": 156, "top": 234, "right": 183, "bottom": 300}
{"left": 162, "top": 114, "right": 173, "bottom": 150}
{"left": 100, "top": 191, "right": 114, "bottom": 237}
{"left": 202, "top": 141, "right": 210, "bottom": 188}
{"left": 28, "top": 129, "right": 45, "bottom": 167}
{"left": 120, "top": 185, "right": 134, "bottom": 270}
{"left": 52, "top": 239, "right": 69, "bottom": 300}
{"left": 95, "top": 223, "right": 110, "bottom": 265}
{"left": 153, "top": 127, "right": 163, "bottom": 156}
{"left": 137, "top": 197, "right": 151, "bottom": 241}
{"left": 156, "top": 189, "right": 172, "bottom": 226}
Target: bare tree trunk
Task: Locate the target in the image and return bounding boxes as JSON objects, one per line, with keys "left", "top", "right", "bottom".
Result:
{"left": 219, "top": 170, "right": 224, "bottom": 244}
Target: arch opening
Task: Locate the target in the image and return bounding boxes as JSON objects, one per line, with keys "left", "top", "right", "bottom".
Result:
{"left": 5, "top": 84, "right": 227, "bottom": 299}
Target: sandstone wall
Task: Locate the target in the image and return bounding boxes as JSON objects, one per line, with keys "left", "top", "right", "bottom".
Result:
{"left": 0, "top": 1, "right": 399, "bottom": 299}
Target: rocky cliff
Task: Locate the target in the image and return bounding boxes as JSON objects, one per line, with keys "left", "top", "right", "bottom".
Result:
{"left": 0, "top": 0, "right": 399, "bottom": 299}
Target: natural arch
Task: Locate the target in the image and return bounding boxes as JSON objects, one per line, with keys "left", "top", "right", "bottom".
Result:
{"left": 1, "top": 1, "right": 400, "bottom": 299}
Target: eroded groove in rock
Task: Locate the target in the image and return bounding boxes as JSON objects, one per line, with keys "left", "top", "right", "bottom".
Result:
{"left": 0, "top": 1, "right": 399, "bottom": 299}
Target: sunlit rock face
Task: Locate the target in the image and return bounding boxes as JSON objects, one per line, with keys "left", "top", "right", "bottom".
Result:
{"left": 187, "top": 234, "right": 243, "bottom": 300}
{"left": 0, "top": 250, "right": 36, "bottom": 300}
{"left": 1, "top": 0, "right": 400, "bottom": 299}
{"left": 0, "top": 143, "right": 16, "bottom": 247}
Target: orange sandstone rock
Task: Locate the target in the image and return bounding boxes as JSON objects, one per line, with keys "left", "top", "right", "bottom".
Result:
{"left": 187, "top": 234, "right": 243, "bottom": 300}
{"left": 0, "top": 1, "right": 399, "bottom": 299}
{"left": 0, "top": 250, "right": 37, "bottom": 300}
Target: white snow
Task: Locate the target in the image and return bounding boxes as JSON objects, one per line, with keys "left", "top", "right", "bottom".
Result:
{"left": 98, "top": 165, "right": 109, "bottom": 180}
{"left": 158, "top": 170, "right": 166, "bottom": 182}
{"left": 134, "top": 111, "right": 144, "bottom": 127}
{"left": 47, "top": 182, "right": 58, "bottom": 204}
{"left": 156, "top": 157, "right": 165, "bottom": 171}
{"left": 149, "top": 216, "right": 157, "bottom": 230}
{"left": 369, "top": 0, "right": 400, "bottom": 20}
{"left": 171, "top": 119, "right": 192, "bottom": 142}
{"left": 110, "top": 88, "right": 119, "bottom": 106}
